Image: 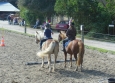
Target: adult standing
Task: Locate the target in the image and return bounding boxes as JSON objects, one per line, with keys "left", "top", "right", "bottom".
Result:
{"left": 7, "top": 15, "right": 11, "bottom": 25}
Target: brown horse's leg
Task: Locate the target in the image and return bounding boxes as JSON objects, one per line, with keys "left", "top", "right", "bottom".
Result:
{"left": 75, "top": 50, "right": 84, "bottom": 72}
{"left": 76, "top": 66, "right": 78, "bottom": 71}
{"left": 80, "top": 53, "right": 84, "bottom": 72}
{"left": 74, "top": 53, "right": 77, "bottom": 61}
{"left": 64, "top": 52, "right": 67, "bottom": 68}
{"left": 76, "top": 62, "right": 83, "bottom": 71}
{"left": 70, "top": 54, "right": 72, "bottom": 68}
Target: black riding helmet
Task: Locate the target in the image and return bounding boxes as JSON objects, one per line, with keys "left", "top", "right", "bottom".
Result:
{"left": 45, "top": 23, "right": 50, "bottom": 28}
{"left": 70, "top": 22, "right": 74, "bottom": 26}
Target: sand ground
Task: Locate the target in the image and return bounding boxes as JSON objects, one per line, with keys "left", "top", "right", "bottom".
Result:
{"left": 0, "top": 30, "right": 115, "bottom": 83}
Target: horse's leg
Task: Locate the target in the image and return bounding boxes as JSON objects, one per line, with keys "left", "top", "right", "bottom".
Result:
{"left": 75, "top": 53, "right": 79, "bottom": 71}
{"left": 80, "top": 64, "right": 82, "bottom": 72}
{"left": 47, "top": 54, "right": 51, "bottom": 72}
{"left": 75, "top": 63, "right": 82, "bottom": 71}
{"left": 64, "top": 52, "right": 67, "bottom": 68}
{"left": 70, "top": 54, "right": 72, "bottom": 68}
{"left": 75, "top": 53, "right": 83, "bottom": 72}
{"left": 76, "top": 66, "right": 78, "bottom": 71}
{"left": 80, "top": 53, "right": 84, "bottom": 72}
{"left": 52, "top": 53, "right": 58, "bottom": 72}
{"left": 41, "top": 57, "right": 44, "bottom": 68}
{"left": 46, "top": 55, "right": 49, "bottom": 68}
{"left": 74, "top": 53, "right": 77, "bottom": 61}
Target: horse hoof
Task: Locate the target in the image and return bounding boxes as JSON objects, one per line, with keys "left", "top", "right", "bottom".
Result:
{"left": 48, "top": 70, "right": 51, "bottom": 73}
{"left": 52, "top": 69, "right": 55, "bottom": 72}
{"left": 41, "top": 65, "right": 44, "bottom": 68}
{"left": 64, "top": 66, "right": 66, "bottom": 68}
{"left": 38, "top": 68, "right": 42, "bottom": 71}
{"left": 69, "top": 66, "right": 72, "bottom": 68}
{"left": 48, "top": 68, "right": 52, "bottom": 73}
{"left": 46, "top": 66, "right": 49, "bottom": 68}
{"left": 75, "top": 69, "right": 78, "bottom": 71}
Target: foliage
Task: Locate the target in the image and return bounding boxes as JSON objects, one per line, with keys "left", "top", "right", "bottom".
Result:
{"left": 17, "top": 0, "right": 115, "bottom": 34}
{"left": 54, "top": 0, "right": 113, "bottom": 34}
{"left": 18, "top": 0, "right": 56, "bottom": 16}
{"left": 106, "top": 0, "right": 115, "bottom": 20}
{"left": 18, "top": 0, "right": 56, "bottom": 25}
{"left": 54, "top": 0, "right": 78, "bottom": 17}
{"left": 20, "top": 8, "right": 45, "bottom": 26}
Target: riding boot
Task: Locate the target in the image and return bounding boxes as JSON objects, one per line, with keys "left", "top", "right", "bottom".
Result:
{"left": 62, "top": 42, "right": 65, "bottom": 51}
{"left": 62, "top": 47, "right": 65, "bottom": 52}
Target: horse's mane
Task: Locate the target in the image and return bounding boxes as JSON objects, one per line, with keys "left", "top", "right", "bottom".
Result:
{"left": 53, "top": 39, "right": 59, "bottom": 43}
{"left": 35, "top": 31, "right": 44, "bottom": 40}
{"left": 59, "top": 31, "right": 67, "bottom": 40}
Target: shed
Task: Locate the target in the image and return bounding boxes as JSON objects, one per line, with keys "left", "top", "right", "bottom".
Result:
{"left": 0, "top": 2, "right": 20, "bottom": 12}
{"left": 0, "top": 2, "right": 20, "bottom": 20}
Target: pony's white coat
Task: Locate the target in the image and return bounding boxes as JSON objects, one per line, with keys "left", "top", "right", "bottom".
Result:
{"left": 35, "top": 31, "right": 44, "bottom": 40}
{"left": 37, "top": 41, "right": 56, "bottom": 57}
{"left": 35, "top": 31, "right": 59, "bottom": 72}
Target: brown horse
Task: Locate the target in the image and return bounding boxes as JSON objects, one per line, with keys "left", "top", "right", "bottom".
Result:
{"left": 35, "top": 31, "right": 59, "bottom": 72}
{"left": 58, "top": 31, "right": 85, "bottom": 71}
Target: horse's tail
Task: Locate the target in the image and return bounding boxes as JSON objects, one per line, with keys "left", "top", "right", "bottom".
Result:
{"left": 37, "top": 41, "right": 56, "bottom": 57}
{"left": 77, "top": 41, "right": 84, "bottom": 66}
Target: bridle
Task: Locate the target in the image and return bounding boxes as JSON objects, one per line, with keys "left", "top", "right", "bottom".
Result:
{"left": 35, "top": 33, "right": 40, "bottom": 44}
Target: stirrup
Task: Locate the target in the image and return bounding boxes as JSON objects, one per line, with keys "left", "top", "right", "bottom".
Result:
{"left": 61, "top": 48, "right": 65, "bottom": 51}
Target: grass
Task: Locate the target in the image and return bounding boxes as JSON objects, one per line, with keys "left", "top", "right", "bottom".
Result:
{"left": 77, "top": 34, "right": 115, "bottom": 43}
{"left": 85, "top": 45, "right": 115, "bottom": 55}
{"left": 0, "top": 28, "right": 34, "bottom": 37}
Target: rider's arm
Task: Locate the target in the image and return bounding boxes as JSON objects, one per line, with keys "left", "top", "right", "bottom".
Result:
{"left": 73, "top": 28, "right": 77, "bottom": 36}
{"left": 66, "top": 29, "right": 70, "bottom": 37}
{"left": 49, "top": 28, "right": 53, "bottom": 34}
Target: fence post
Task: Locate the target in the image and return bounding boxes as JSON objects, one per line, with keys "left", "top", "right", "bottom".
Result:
{"left": 24, "top": 21, "right": 26, "bottom": 34}
{"left": 80, "top": 25, "right": 84, "bottom": 43}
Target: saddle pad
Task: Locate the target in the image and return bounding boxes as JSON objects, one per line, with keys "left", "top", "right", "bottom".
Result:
{"left": 65, "top": 40, "right": 71, "bottom": 48}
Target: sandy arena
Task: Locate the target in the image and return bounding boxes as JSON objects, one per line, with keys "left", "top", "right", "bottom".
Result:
{"left": 0, "top": 30, "right": 115, "bottom": 83}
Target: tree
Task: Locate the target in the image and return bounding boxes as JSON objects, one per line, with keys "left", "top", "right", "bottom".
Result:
{"left": 54, "top": 0, "right": 112, "bottom": 34}
{"left": 18, "top": 0, "right": 56, "bottom": 25}
{"left": 106, "top": 0, "right": 115, "bottom": 20}
{"left": 18, "top": 0, "right": 56, "bottom": 17}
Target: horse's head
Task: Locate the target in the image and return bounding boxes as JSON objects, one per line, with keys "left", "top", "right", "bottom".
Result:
{"left": 58, "top": 31, "right": 67, "bottom": 42}
{"left": 35, "top": 31, "right": 44, "bottom": 44}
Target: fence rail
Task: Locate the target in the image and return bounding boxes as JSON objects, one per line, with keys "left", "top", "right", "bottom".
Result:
{"left": 77, "top": 30, "right": 115, "bottom": 43}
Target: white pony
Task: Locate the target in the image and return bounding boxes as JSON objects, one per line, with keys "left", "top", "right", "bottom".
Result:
{"left": 35, "top": 31, "right": 59, "bottom": 72}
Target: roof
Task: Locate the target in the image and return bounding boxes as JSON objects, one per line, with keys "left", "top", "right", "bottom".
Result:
{"left": 0, "top": 2, "right": 20, "bottom": 12}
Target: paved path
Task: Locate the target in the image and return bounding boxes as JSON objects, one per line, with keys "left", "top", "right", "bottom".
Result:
{"left": 0, "top": 20, "right": 115, "bottom": 51}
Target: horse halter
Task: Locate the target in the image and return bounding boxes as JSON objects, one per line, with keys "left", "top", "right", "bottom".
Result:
{"left": 58, "top": 35, "right": 62, "bottom": 42}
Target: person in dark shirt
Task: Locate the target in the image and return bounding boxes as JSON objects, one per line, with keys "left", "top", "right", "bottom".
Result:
{"left": 7, "top": 15, "right": 11, "bottom": 25}
{"left": 62, "top": 22, "right": 77, "bottom": 51}
{"left": 40, "top": 23, "right": 53, "bottom": 50}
